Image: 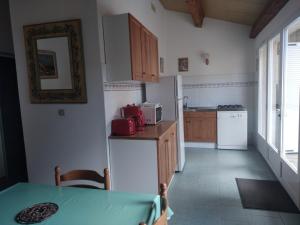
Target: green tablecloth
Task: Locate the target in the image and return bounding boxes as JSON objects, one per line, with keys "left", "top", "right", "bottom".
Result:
{"left": 0, "top": 183, "right": 165, "bottom": 225}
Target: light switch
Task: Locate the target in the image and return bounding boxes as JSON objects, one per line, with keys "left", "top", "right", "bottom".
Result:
{"left": 58, "top": 109, "right": 65, "bottom": 116}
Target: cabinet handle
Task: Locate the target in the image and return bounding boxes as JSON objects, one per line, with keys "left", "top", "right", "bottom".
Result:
{"left": 151, "top": 74, "right": 155, "bottom": 77}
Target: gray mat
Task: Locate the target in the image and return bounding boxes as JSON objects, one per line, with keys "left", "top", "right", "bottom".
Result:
{"left": 236, "top": 178, "right": 300, "bottom": 213}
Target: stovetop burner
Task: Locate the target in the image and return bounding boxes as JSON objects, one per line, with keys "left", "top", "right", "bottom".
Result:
{"left": 217, "top": 105, "right": 246, "bottom": 111}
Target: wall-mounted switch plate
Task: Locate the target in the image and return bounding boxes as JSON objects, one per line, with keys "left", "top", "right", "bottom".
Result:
{"left": 58, "top": 109, "right": 65, "bottom": 116}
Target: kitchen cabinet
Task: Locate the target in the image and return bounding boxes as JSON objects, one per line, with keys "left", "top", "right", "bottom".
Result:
{"left": 109, "top": 121, "right": 177, "bottom": 194}
{"left": 184, "top": 111, "right": 217, "bottom": 142}
{"left": 103, "top": 13, "right": 159, "bottom": 83}
{"left": 157, "top": 124, "right": 177, "bottom": 185}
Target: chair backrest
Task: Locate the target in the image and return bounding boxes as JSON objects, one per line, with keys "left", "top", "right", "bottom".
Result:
{"left": 55, "top": 166, "right": 110, "bottom": 190}
{"left": 139, "top": 183, "right": 168, "bottom": 225}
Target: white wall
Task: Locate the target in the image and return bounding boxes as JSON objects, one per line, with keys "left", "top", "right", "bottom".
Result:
{"left": 165, "top": 12, "right": 255, "bottom": 76}
{"left": 104, "top": 84, "right": 143, "bottom": 135}
{"left": 165, "top": 11, "right": 256, "bottom": 142}
{"left": 0, "top": 0, "right": 14, "bottom": 54}
{"left": 9, "top": 0, "right": 108, "bottom": 184}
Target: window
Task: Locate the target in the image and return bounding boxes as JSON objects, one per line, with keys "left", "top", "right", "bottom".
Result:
{"left": 258, "top": 44, "right": 268, "bottom": 138}
{"left": 282, "top": 18, "right": 300, "bottom": 171}
{"left": 267, "top": 34, "right": 281, "bottom": 151}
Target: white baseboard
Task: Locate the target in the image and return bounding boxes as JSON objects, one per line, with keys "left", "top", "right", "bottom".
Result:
{"left": 185, "top": 142, "right": 216, "bottom": 149}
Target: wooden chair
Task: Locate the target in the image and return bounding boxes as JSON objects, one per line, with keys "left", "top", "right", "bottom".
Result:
{"left": 139, "top": 183, "right": 168, "bottom": 225}
{"left": 55, "top": 166, "right": 110, "bottom": 190}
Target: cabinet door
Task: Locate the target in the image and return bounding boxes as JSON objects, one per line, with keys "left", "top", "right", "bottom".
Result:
{"left": 141, "top": 27, "right": 152, "bottom": 81}
{"left": 149, "top": 35, "right": 159, "bottom": 82}
{"left": 166, "top": 137, "right": 173, "bottom": 184}
{"left": 129, "top": 16, "right": 143, "bottom": 81}
{"left": 158, "top": 136, "right": 168, "bottom": 185}
{"left": 190, "top": 117, "right": 216, "bottom": 142}
{"left": 184, "top": 117, "right": 192, "bottom": 141}
{"left": 170, "top": 126, "right": 177, "bottom": 172}
{"left": 184, "top": 112, "right": 217, "bottom": 142}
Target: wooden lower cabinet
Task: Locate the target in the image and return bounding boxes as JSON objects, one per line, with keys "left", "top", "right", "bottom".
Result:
{"left": 109, "top": 121, "right": 177, "bottom": 194}
{"left": 184, "top": 111, "right": 217, "bottom": 142}
{"left": 157, "top": 124, "right": 177, "bottom": 186}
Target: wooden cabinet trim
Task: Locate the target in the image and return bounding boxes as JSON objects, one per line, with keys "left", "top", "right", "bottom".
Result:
{"left": 157, "top": 123, "right": 177, "bottom": 189}
{"left": 128, "top": 15, "right": 143, "bottom": 81}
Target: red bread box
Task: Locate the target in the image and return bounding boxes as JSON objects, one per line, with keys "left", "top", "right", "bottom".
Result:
{"left": 111, "top": 118, "right": 136, "bottom": 136}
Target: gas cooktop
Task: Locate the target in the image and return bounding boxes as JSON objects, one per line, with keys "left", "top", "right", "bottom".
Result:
{"left": 217, "top": 104, "right": 246, "bottom": 111}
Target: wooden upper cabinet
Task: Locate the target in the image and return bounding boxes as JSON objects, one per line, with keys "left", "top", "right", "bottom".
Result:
{"left": 103, "top": 13, "right": 159, "bottom": 83}
{"left": 129, "top": 16, "right": 143, "bottom": 81}
{"left": 150, "top": 34, "right": 159, "bottom": 82}
{"left": 141, "top": 27, "right": 152, "bottom": 81}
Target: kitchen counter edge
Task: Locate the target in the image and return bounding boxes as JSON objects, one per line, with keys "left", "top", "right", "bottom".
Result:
{"left": 109, "top": 121, "right": 177, "bottom": 141}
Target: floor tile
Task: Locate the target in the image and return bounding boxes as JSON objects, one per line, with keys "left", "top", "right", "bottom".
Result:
{"left": 168, "top": 148, "right": 299, "bottom": 225}
{"left": 280, "top": 212, "right": 300, "bottom": 225}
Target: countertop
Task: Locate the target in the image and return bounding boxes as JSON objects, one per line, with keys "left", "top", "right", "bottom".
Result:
{"left": 183, "top": 107, "right": 217, "bottom": 112}
{"left": 109, "top": 120, "right": 176, "bottom": 140}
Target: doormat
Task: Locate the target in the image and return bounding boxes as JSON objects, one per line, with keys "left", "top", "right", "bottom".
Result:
{"left": 236, "top": 178, "right": 300, "bottom": 213}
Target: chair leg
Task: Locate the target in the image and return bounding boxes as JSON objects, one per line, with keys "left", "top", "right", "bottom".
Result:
{"left": 104, "top": 168, "right": 110, "bottom": 190}
{"left": 160, "top": 183, "right": 168, "bottom": 214}
{"left": 55, "top": 166, "right": 61, "bottom": 186}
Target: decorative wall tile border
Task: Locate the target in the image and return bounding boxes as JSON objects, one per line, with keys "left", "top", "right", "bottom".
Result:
{"left": 104, "top": 82, "right": 144, "bottom": 91}
{"left": 183, "top": 81, "right": 258, "bottom": 89}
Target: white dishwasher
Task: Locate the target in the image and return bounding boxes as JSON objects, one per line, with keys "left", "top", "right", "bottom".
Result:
{"left": 217, "top": 105, "right": 248, "bottom": 150}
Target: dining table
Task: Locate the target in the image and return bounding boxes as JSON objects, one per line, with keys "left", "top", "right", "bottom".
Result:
{"left": 0, "top": 183, "right": 171, "bottom": 225}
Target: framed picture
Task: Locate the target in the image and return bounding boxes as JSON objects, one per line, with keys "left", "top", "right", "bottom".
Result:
{"left": 178, "top": 57, "right": 188, "bottom": 72}
{"left": 160, "top": 57, "right": 164, "bottom": 73}
{"left": 37, "top": 50, "right": 58, "bottom": 79}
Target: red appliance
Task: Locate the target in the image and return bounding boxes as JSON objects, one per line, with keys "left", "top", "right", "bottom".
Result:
{"left": 121, "top": 104, "right": 145, "bottom": 130}
{"left": 111, "top": 118, "right": 136, "bottom": 136}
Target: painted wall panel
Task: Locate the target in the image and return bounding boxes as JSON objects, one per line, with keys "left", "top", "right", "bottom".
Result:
{"left": 9, "top": 0, "right": 108, "bottom": 184}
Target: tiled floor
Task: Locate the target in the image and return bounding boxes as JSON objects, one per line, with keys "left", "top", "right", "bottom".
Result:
{"left": 168, "top": 147, "right": 300, "bottom": 225}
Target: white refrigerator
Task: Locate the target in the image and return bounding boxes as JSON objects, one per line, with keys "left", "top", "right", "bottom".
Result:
{"left": 146, "top": 75, "right": 185, "bottom": 171}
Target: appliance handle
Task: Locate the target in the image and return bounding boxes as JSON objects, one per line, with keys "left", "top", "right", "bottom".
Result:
{"left": 175, "top": 100, "right": 178, "bottom": 119}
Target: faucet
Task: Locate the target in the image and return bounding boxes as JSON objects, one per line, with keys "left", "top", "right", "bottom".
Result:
{"left": 183, "top": 96, "right": 189, "bottom": 109}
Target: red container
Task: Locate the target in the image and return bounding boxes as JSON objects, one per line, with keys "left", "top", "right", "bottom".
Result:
{"left": 121, "top": 104, "right": 145, "bottom": 129}
{"left": 111, "top": 118, "right": 136, "bottom": 136}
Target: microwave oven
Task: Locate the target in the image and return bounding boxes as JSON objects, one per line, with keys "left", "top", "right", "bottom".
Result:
{"left": 141, "top": 102, "right": 162, "bottom": 125}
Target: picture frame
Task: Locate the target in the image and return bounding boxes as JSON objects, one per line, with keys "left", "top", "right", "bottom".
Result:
{"left": 178, "top": 57, "right": 188, "bottom": 72}
{"left": 37, "top": 50, "right": 58, "bottom": 79}
{"left": 23, "top": 19, "right": 87, "bottom": 103}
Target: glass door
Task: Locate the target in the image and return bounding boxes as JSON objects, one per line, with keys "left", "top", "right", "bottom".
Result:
{"left": 258, "top": 44, "right": 268, "bottom": 139}
{"left": 282, "top": 18, "right": 300, "bottom": 172}
{"left": 267, "top": 34, "right": 282, "bottom": 152}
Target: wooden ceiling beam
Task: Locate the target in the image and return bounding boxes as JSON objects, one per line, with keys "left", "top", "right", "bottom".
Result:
{"left": 250, "top": 0, "right": 289, "bottom": 39}
{"left": 185, "top": 0, "right": 205, "bottom": 28}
